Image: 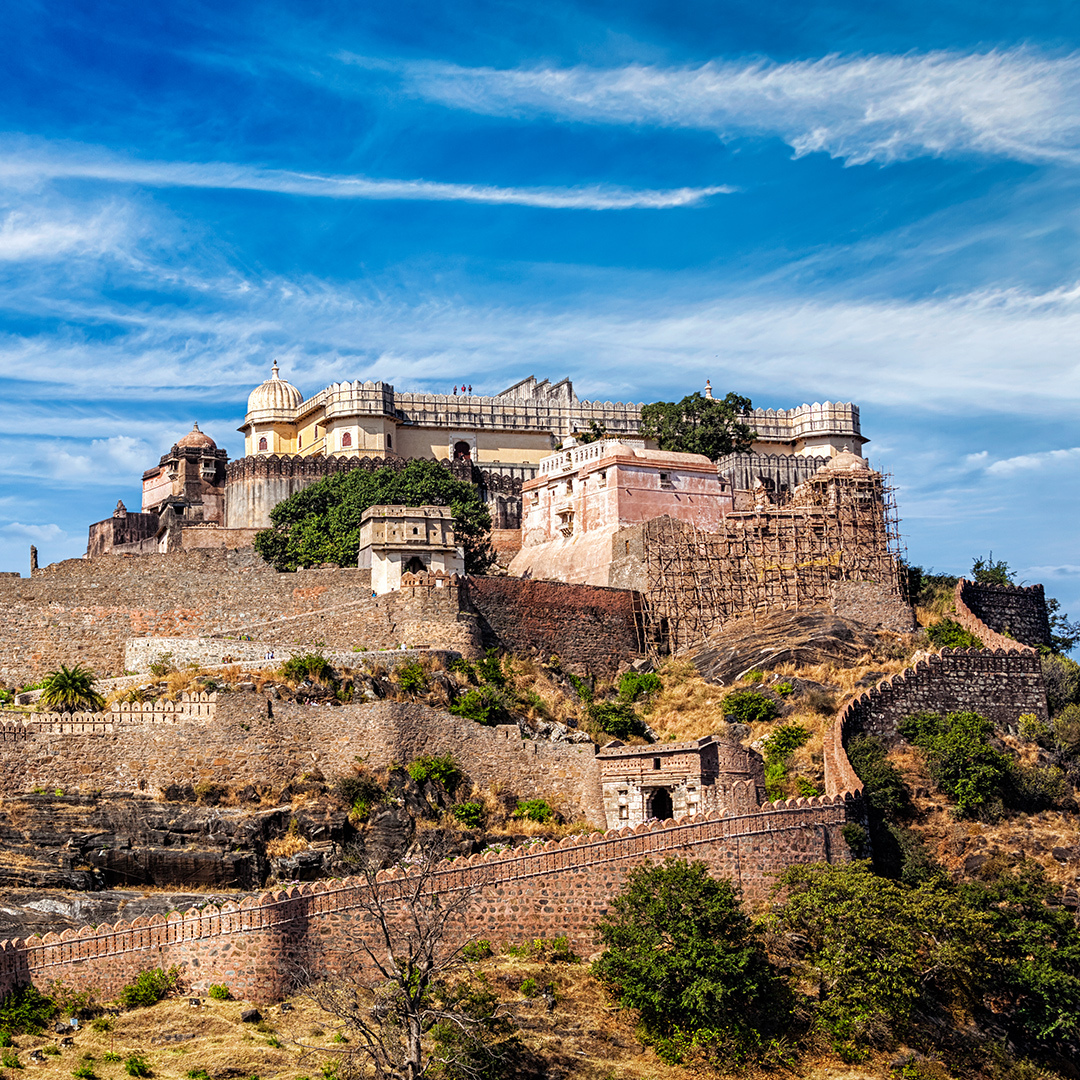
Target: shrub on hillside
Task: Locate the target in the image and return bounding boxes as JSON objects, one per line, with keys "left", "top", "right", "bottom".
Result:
{"left": 925, "top": 619, "right": 983, "bottom": 650}
{"left": 617, "top": 670, "right": 662, "bottom": 702}
{"left": 406, "top": 754, "right": 462, "bottom": 794}
{"left": 279, "top": 652, "right": 333, "bottom": 685}
{"left": 588, "top": 701, "right": 644, "bottom": 740}
{"left": 451, "top": 801, "right": 486, "bottom": 828}
{"left": 761, "top": 724, "right": 810, "bottom": 800}
{"left": 448, "top": 687, "right": 501, "bottom": 725}
{"left": 38, "top": 664, "right": 105, "bottom": 713}
{"left": 0, "top": 984, "right": 58, "bottom": 1034}
{"left": 721, "top": 689, "right": 779, "bottom": 725}
{"left": 513, "top": 799, "right": 554, "bottom": 824}
{"left": 594, "top": 859, "right": 789, "bottom": 1064}
{"left": 117, "top": 968, "right": 180, "bottom": 1010}
{"left": 1042, "top": 653, "right": 1080, "bottom": 716}
{"left": 394, "top": 660, "right": 427, "bottom": 694}
{"left": 899, "top": 711, "right": 1009, "bottom": 819}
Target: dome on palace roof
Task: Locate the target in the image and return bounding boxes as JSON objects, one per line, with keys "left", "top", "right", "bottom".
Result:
{"left": 817, "top": 449, "right": 869, "bottom": 474}
{"left": 176, "top": 422, "right": 216, "bottom": 450}
{"left": 247, "top": 362, "right": 304, "bottom": 415}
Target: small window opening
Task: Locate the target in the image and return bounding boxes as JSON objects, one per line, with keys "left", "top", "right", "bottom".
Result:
{"left": 298, "top": 434, "right": 303, "bottom": 449}
{"left": 258, "top": 436, "right": 268, "bottom": 452}
{"left": 413, "top": 527, "right": 419, "bottom": 535}
{"left": 387, "top": 433, "right": 392, "bottom": 450}
{"left": 652, "top": 758, "right": 661, "bottom": 770}
{"left": 342, "top": 432, "right": 352, "bottom": 448}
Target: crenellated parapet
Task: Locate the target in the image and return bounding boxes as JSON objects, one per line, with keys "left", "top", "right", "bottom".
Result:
{"left": 954, "top": 578, "right": 1051, "bottom": 650}
{"left": 225, "top": 453, "right": 402, "bottom": 482}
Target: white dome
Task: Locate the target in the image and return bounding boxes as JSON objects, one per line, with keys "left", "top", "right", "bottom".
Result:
{"left": 247, "top": 362, "right": 303, "bottom": 416}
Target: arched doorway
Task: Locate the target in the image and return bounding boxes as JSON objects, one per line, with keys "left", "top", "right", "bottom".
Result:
{"left": 649, "top": 788, "right": 673, "bottom": 821}
{"left": 403, "top": 556, "right": 427, "bottom": 575}
{"left": 453, "top": 440, "right": 472, "bottom": 461}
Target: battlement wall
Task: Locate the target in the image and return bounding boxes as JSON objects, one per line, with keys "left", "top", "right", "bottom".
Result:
{"left": 836, "top": 647, "right": 1047, "bottom": 749}
{"left": 955, "top": 579, "right": 1052, "bottom": 650}
{"left": 0, "top": 795, "right": 855, "bottom": 1002}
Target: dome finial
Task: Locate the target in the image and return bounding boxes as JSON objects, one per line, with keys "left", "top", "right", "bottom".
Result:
{"left": 271, "top": 361, "right": 280, "bottom": 379}
{"left": 192, "top": 421, "right": 201, "bottom": 432}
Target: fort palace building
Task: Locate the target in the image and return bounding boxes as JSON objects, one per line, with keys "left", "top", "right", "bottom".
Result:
{"left": 86, "top": 365, "right": 868, "bottom": 558}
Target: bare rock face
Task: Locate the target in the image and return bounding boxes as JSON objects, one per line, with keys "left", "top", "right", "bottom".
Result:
{"left": 687, "top": 607, "right": 905, "bottom": 685}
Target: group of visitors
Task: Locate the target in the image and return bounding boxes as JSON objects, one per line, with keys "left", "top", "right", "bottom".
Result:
{"left": 452, "top": 384, "right": 473, "bottom": 395}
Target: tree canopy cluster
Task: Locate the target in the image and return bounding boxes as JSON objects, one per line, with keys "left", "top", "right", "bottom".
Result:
{"left": 253, "top": 460, "right": 493, "bottom": 574}
{"left": 595, "top": 858, "right": 1080, "bottom": 1072}
{"left": 640, "top": 390, "right": 755, "bottom": 461}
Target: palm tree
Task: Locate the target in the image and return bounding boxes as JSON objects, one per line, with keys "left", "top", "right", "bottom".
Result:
{"left": 38, "top": 664, "right": 105, "bottom": 713}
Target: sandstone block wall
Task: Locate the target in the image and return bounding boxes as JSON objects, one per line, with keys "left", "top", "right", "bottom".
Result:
{"left": 468, "top": 578, "right": 644, "bottom": 675}
{"left": 0, "top": 551, "right": 372, "bottom": 685}
{"left": 829, "top": 581, "right": 916, "bottom": 633}
{"left": 955, "top": 579, "right": 1052, "bottom": 649}
{"left": 0, "top": 797, "right": 853, "bottom": 1003}
{"left": 0, "top": 698, "right": 606, "bottom": 824}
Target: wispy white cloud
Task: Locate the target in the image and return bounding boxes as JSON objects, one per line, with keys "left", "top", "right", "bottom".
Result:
{"left": 5, "top": 274, "right": 1080, "bottom": 418}
{"left": 401, "top": 48, "right": 1080, "bottom": 165}
{"left": 0, "top": 144, "right": 731, "bottom": 210}
{"left": 0, "top": 206, "right": 129, "bottom": 261}
{"left": 985, "top": 446, "right": 1080, "bottom": 474}
{"left": 0, "top": 521, "right": 67, "bottom": 543}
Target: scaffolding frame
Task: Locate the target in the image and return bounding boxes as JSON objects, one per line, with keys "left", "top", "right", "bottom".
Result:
{"left": 641, "top": 468, "right": 905, "bottom": 655}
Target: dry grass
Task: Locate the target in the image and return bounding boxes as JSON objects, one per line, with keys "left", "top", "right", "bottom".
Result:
{"left": 1, "top": 963, "right": 926, "bottom": 1080}
{"left": 265, "top": 834, "right": 310, "bottom": 858}
{"left": 644, "top": 659, "right": 730, "bottom": 743}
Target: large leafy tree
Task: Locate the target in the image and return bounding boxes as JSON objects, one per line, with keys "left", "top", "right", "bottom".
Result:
{"left": 593, "top": 859, "right": 788, "bottom": 1063}
{"left": 773, "top": 863, "right": 989, "bottom": 1053}
{"left": 639, "top": 391, "right": 755, "bottom": 460}
{"left": 254, "top": 460, "right": 493, "bottom": 574}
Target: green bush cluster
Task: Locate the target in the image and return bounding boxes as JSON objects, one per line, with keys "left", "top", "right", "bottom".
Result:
{"left": 617, "top": 670, "right": 661, "bottom": 701}
{"left": 513, "top": 798, "right": 554, "bottom": 823}
{"left": 124, "top": 1054, "right": 151, "bottom": 1078}
{"left": 503, "top": 935, "right": 578, "bottom": 963}
{"left": 394, "top": 660, "right": 427, "bottom": 694}
{"left": 334, "top": 771, "right": 385, "bottom": 819}
{"left": 279, "top": 652, "right": 334, "bottom": 685}
{"left": 448, "top": 687, "right": 501, "bottom": 725}
{"left": 451, "top": 801, "right": 486, "bottom": 828}
{"left": 117, "top": 967, "right": 180, "bottom": 1010}
{"left": 406, "top": 754, "right": 462, "bottom": 794}
{"left": 461, "top": 939, "right": 493, "bottom": 961}
{"left": 0, "top": 984, "right": 58, "bottom": 1034}
{"left": 207, "top": 984, "right": 231, "bottom": 1001}
{"left": 596, "top": 858, "right": 1080, "bottom": 1069}
{"left": 900, "top": 711, "right": 1065, "bottom": 819}
{"left": 924, "top": 618, "right": 983, "bottom": 650}
{"left": 587, "top": 700, "right": 644, "bottom": 740}
{"left": 761, "top": 724, "right": 810, "bottom": 800}
{"left": 721, "top": 689, "right": 780, "bottom": 725}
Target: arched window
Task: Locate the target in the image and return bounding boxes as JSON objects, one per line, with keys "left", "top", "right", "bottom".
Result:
{"left": 342, "top": 432, "right": 352, "bottom": 448}
{"left": 453, "top": 440, "right": 472, "bottom": 461}
{"left": 258, "top": 436, "right": 268, "bottom": 451}
{"left": 387, "top": 433, "right": 393, "bottom": 450}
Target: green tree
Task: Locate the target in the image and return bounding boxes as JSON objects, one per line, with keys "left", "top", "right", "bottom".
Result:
{"left": 593, "top": 859, "right": 788, "bottom": 1063}
{"left": 960, "top": 866, "right": 1080, "bottom": 1045}
{"left": 898, "top": 711, "right": 1010, "bottom": 819}
{"left": 254, "top": 460, "right": 493, "bottom": 574}
{"left": 639, "top": 391, "right": 755, "bottom": 461}
{"left": 773, "top": 863, "right": 988, "bottom": 1053}
{"left": 38, "top": 664, "right": 105, "bottom": 713}
{"left": 971, "top": 553, "right": 1014, "bottom": 586}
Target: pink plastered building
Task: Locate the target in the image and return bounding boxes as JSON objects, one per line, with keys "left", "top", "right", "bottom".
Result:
{"left": 508, "top": 438, "right": 734, "bottom": 586}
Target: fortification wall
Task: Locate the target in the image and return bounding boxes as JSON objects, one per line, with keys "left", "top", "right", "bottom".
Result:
{"left": 0, "top": 551, "right": 372, "bottom": 684}
{"left": 955, "top": 579, "right": 1052, "bottom": 649}
{"left": 0, "top": 697, "right": 605, "bottom": 822}
{"left": 837, "top": 648, "right": 1048, "bottom": 748}
{"left": 468, "top": 578, "right": 643, "bottom": 675}
{"left": 0, "top": 796, "right": 853, "bottom": 1003}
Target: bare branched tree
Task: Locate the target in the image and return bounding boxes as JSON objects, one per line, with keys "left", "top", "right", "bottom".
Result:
{"left": 295, "top": 838, "right": 524, "bottom": 1080}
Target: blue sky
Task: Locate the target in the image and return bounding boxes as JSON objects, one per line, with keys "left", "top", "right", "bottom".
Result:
{"left": 1, "top": 0, "right": 1078, "bottom": 627}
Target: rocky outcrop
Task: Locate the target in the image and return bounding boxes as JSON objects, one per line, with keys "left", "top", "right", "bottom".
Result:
{"left": 688, "top": 607, "right": 909, "bottom": 684}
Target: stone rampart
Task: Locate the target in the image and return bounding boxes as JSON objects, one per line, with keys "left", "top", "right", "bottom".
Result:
{"left": 0, "top": 698, "right": 606, "bottom": 823}
{"left": 955, "top": 579, "right": 1052, "bottom": 650}
{"left": 0, "top": 796, "right": 853, "bottom": 1003}
{"left": 836, "top": 648, "right": 1048, "bottom": 749}
{"left": 468, "top": 577, "right": 644, "bottom": 675}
